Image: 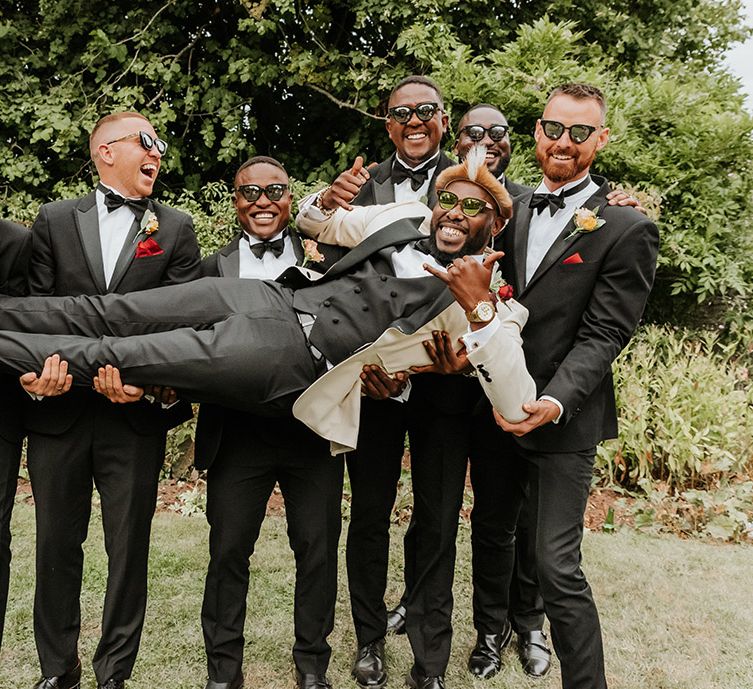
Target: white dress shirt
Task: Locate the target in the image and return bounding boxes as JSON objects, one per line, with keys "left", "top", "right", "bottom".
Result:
{"left": 525, "top": 174, "right": 598, "bottom": 284}
{"left": 239, "top": 230, "right": 298, "bottom": 280}
{"left": 96, "top": 183, "right": 139, "bottom": 287}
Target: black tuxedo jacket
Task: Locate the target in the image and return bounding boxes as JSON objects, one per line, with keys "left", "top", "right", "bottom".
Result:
{"left": 195, "top": 229, "right": 347, "bottom": 470}
{"left": 500, "top": 176, "right": 659, "bottom": 452}
{"left": 352, "top": 151, "right": 455, "bottom": 208}
{"left": 0, "top": 220, "right": 31, "bottom": 443}
{"left": 504, "top": 177, "right": 531, "bottom": 199}
{"left": 25, "top": 191, "right": 202, "bottom": 436}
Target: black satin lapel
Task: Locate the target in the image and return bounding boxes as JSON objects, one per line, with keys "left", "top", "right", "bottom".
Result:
{"left": 523, "top": 195, "right": 605, "bottom": 294}
{"left": 290, "top": 230, "right": 306, "bottom": 265}
{"left": 218, "top": 248, "right": 240, "bottom": 277}
{"left": 107, "top": 216, "right": 142, "bottom": 292}
{"left": 75, "top": 201, "right": 107, "bottom": 293}
{"left": 322, "top": 216, "right": 426, "bottom": 280}
{"left": 373, "top": 177, "right": 395, "bottom": 205}
{"left": 513, "top": 199, "right": 533, "bottom": 294}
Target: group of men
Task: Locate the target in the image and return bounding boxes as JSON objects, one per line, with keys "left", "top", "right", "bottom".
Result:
{"left": 0, "top": 74, "right": 658, "bottom": 689}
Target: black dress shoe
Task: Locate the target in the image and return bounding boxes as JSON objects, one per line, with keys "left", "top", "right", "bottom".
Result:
{"left": 295, "top": 670, "right": 333, "bottom": 689}
{"left": 352, "top": 638, "right": 387, "bottom": 688}
{"left": 467, "top": 622, "right": 513, "bottom": 679}
{"left": 205, "top": 673, "right": 244, "bottom": 689}
{"left": 405, "top": 666, "right": 445, "bottom": 689}
{"left": 386, "top": 603, "right": 407, "bottom": 635}
{"left": 98, "top": 680, "right": 124, "bottom": 689}
{"left": 33, "top": 659, "right": 82, "bottom": 689}
{"left": 518, "top": 630, "right": 552, "bottom": 678}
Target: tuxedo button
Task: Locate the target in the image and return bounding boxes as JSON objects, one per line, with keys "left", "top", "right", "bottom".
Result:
{"left": 380, "top": 275, "right": 388, "bottom": 281}
{"left": 390, "top": 291, "right": 398, "bottom": 297}
{"left": 332, "top": 318, "right": 340, "bottom": 324}
{"left": 362, "top": 305, "right": 369, "bottom": 311}
{"left": 354, "top": 287, "right": 362, "bottom": 294}
{"left": 322, "top": 300, "right": 331, "bottom": 307}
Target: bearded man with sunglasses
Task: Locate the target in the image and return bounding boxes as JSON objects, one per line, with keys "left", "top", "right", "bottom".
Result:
{"left": 481, "top": 83, "right": 658, "bottom": 689}
{"left": 22, "top": 111, "right": 200, "bottom": 689}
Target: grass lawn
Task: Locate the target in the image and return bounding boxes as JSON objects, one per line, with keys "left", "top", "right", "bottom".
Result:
{"left": 1, "top": 500, "right": 752, "bottom": 689}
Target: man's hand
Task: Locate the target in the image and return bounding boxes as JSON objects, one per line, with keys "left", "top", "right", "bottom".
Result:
{"left": 19, "top": 354, "right": 73, "bottom": 397}
{"left": 93, "top": 365, "right": 145, "bottom": 403}
{"left": 143, "top": 385, "right": 178, "bottom": 406}
{"left": 360, "top": 364, "right": 410, "bottom": 400}
{"left": 411, "top": 330, "right": 472, "bottom": 375}
{"left": 606, "top": 189, "right": 646, "bottom": 215}
{"left": 493, "top": 399, "right": 560, "bottom": 436}
{"left": 424, "top": 251, "right": 504, "bottom": 312}
{"left": 320, "top": 156, "right": 373, "bottom": 211}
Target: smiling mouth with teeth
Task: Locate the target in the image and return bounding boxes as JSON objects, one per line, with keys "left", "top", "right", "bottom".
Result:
{"left": 439, "top": 225, "right": 465, "bottom": 238}
{"left": 140, "top": 164, "right": 157, "bottom": 178}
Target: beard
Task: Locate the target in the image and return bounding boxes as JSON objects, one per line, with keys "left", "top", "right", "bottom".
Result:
{"left": 536, "top": 143, "right": 596, "bottom": 183}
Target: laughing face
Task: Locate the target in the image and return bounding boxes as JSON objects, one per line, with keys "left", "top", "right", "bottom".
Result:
{"left": 385, "top": 83, "right": 449, "bottom": 168}
{"left": 233, "top": 162, "right": 292, "bottom": 241}
{"left": 454, "top": 106, "right": 511, "bottom": 178}
{"left": 93, "top": 116, "right": 162, "bottom": 198}
{"left": 429, "top": 180, "right": 502, "bottom": 262}
{"left": 534, "top": 94, "right": 609, "bottom": 189}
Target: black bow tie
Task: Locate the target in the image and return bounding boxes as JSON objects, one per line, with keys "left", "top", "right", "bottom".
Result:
{"left": 528, "top": 176, "right": 592, "bottom": 216}
{"left": 98, "top": 184, "right": 149, "bottom": 222}
{"left": 248, "top": 235, "right": 286, "bottom": 259}
{"left": 392, "top": 154, "right": 440, "bottom": 191}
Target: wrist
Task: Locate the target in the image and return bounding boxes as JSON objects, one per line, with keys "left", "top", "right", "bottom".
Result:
{"left": 314, "top": 187, "right": 336, "bottom": 215}
{"left": 465, "top": 299, "right": 496, "bottom": 324}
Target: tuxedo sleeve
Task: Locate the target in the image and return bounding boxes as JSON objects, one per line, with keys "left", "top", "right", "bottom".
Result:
{"left": 540, "top": 217, "right": 659, "bottom": 423}
{"left": 161, "top": 215, "right": 201, "bottom": 284}
{"left": 28, "top": 205, "right": 57, "bottom": 295}
{"left": 6, "top": 225, "right": 31, "bottom": 296}
{"left": 296, "top": 200, "right": 430, "bottom": 247}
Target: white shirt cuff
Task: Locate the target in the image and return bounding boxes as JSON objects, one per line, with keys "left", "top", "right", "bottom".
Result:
{"left": 461, "top": 318, "right": 500, "bottom": 352}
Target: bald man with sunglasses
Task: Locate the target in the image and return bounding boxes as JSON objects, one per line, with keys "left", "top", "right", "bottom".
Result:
{"left": 23, "top": 112, "right": 200, "bottom": 689}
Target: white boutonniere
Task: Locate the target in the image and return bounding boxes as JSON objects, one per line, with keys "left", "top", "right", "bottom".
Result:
{"left": 567, "top": 207, "right": 605, "bottom": 239}
{"left": 301, "top": 238, "right": 325, "bottom": 267}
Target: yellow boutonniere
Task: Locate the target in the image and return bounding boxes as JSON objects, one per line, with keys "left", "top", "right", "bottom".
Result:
{"left": 141, "top": 210, "right": 159, "bottom": 236}
{"left": 567, "top": 207, "right": 605, "bottom": 239}
{"left": 301, "top": 238, "right": 325, "bottom": 267}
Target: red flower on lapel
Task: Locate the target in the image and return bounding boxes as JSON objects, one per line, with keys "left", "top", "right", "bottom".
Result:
{"left": 135, "top": 236, "right": 164, "bottom": 258}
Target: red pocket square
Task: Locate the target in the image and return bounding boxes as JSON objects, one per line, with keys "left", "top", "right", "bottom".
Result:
{"left": 562, "top": 252, "right": 583, "bottom": 265}
{"left": 135, "top": 237, "right": 164, "bottom": 258}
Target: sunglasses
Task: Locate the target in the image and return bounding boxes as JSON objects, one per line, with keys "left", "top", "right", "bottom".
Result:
{"left": 459, "top": 124, "right": 509, "bottom": 142}
{"left": 387, "top": 102, "right": 442, "bottom": 124}
{"left": 234, "top": 183, "right": 289, "bottom": 202}
{"left": 106, "top": 130, "right": 168, "bottom": 155}
{"left": 437, "top": 189, "right": 492, "bottom": 217}
{"left": 539, "top": 119, "right": 599, "bottom": 145}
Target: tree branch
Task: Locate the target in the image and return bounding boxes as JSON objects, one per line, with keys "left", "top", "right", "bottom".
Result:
{"left": 305, "top": 84, "right": 384, "bottom": 120}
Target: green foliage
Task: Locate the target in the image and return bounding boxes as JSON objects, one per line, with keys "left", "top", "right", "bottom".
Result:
{"left": 597, "top": 324, "right": 753, "bottom": 491}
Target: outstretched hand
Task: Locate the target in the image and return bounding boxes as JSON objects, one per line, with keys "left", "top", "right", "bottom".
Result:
{"left": 92, "top": 365, "right": 144, "bottom": 403}
{"left": 606, "top": 189, "right": 646, "bottom": 215}
{"left": 321, "top": 156, "right": 374, "bottom": 211}
{"left": 19, "top": 354, "right": 73, "bottom": 397}
{"left": 410, "top": 330, "right": 472, "bottom": 375}
{"left": 360, "top": 364, "right": 410, "bottom": 400}
{"left": 423, "top": 251, "right": 504, "bottom": 312}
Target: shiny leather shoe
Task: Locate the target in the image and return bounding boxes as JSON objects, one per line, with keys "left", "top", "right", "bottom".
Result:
{"left": 33, "top": 659, "right": 82, "bottom": 689}
{"left": 97, "top": 680, "right": 124, "bottom": 689}
{"left": 405, "top": 666, "right": 445, "bottom": 689}
{"left": 295, "top": 670, "right": 333, "bottom": 689}
{"left": 352, "top": 638, "right": 387, "bottom": 688}
{"left": 205, "top": 673, "right": 244, "bottom": 689}
{"left": 386, "top": 603, "right": 407, "bottom": 635}
{"left": 467, "top": 622, "right": 513, "bottom": 679}
{"left": 518, "top": 630, "right": 552, "bottom": 678}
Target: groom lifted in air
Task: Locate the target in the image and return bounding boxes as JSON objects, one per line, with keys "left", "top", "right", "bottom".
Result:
{"left": 0, "top": 148, "right": 536, "bottom": 452}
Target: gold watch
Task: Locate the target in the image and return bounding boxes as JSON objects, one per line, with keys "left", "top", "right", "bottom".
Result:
{"left": 465, "top": 300, "right": 496, "bottom": 323}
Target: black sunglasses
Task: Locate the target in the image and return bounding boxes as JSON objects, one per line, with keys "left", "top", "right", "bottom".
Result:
{"left": 539, "top": 119, "right": 599, "bottom": 145}
{"left": 459, "top": 124, "right": 509, "bottom": 142}
{"left": 437, "top": 189, "right": 492, "bottom": 218}
{"left": 107, "top": 130, "right": 168, "bottom": 155}
{"left": 387, "top": 102, "right": 442, "bottom": 124}
{"left": 234, "top": 183, "right": 288, "bottom": 203}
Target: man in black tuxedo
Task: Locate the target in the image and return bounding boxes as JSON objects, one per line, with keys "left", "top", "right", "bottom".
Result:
{"left": 301, "top": 74, "right": 458, "bottom": 689}
{"left": 23, "top": 112, "right": 201, "bottom": 689}
{"left": 0, "top": 219, "right": 31, "bottom": 648}
{"left": 488, "top": 83, "right": 659, "bottom": 689}
{"left": 196, "top": 156, "right": 346, "bottom": 689}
